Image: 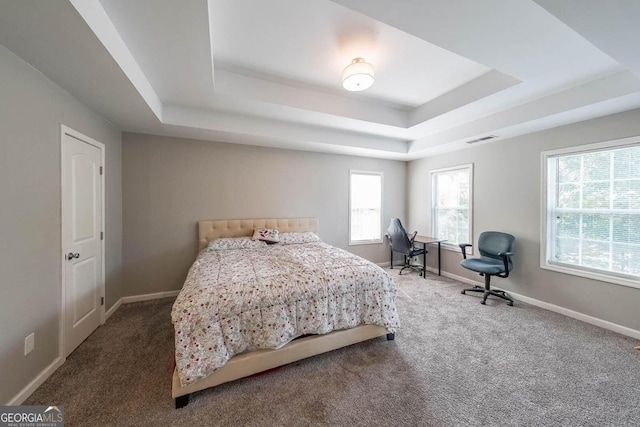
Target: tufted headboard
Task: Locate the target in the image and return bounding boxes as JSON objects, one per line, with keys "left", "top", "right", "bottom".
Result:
{"left": 198, "top": 218, "right": 319, "bottom": 251}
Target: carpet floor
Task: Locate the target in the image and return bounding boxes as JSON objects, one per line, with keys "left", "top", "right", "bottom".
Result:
{"left": 25, "top": 269, "right": 640, "bottom": 426}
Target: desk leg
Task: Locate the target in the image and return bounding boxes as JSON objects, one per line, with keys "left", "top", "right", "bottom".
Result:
{"left": 437, "top": 242, "right": 442, "bottom": 276}
{"left": 422, "top": 244, "right": 426, "bottom": 279}
{"left": 390, "top": 247, "right": 393, "bottom": 269}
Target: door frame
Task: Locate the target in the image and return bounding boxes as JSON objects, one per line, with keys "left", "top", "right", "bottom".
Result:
{"left": 59, "top": 124, "right": 106, "bottom": 359}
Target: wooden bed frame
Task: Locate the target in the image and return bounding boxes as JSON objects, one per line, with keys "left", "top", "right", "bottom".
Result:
{"left": 172, "top": 218, "right": 393, "bottom": 408}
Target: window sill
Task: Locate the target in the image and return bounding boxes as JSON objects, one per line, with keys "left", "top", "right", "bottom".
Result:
{"left": 349, "top": 239, "right": 383, "bottom": 246}
{"left": 541, "top": 262, "right": 640, "bottom": 290}
{"left": 441, "top": 242, "right": 473, "bottom": 256}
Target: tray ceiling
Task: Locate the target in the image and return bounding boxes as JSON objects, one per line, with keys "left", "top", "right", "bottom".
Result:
{"left": 1, "top": 0, "right": 640, "bottom": 159}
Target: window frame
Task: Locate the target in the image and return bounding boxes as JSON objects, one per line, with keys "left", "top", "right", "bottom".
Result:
{"left": 349, "top": 170, "right": 384, "bottom": 246}
{"left": 431, "top": 163, "right": 474, "bottom": 253}
{"left": 540, "top": 136, "right": 640, "bottom": 290}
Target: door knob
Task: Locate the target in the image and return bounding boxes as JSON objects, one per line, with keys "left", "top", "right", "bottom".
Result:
{"left": 66, "top": 252, "right": 80, "bottom": 260}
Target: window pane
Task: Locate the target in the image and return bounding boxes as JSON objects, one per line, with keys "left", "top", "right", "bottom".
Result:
{"left": 582, "top": 181, "right": 610, "bottom": 209}
{"left": 558, "top": 155, "right": 581, "bottom": 183}
{"left": 613, "top": 147, "right": 640, "bottom": 180}
{"left": 351, "top": 174, "right": 381, "bottom": 209}
{"left": 350, "top": 172, "right": 382, "bottom": 243}
{"left": 546, "top": 143, "right": 640, "bottom": 281}
{"left": 630, "top": 179, "right": 640, "bottom": 209}
{"left": 581, "top": 241, "right": 610, "bottom": 270}
{"left": 456, "top": 228, "right": 469, "bottom": 245}
{"left": 350, "top": 208, "right": 381, "bottom": 241}
{"left": 458, "top": 209, "right": 469, "bottom": 226}
{"left": 555, "top": 237, "right": 579, "bottom": 264}
{"left": 613, "top": 215, "right": 640, "bottom": 245}
{"left": 612, "top": 243, "right": 640, "bottom": 276}
{"left": 436, "top": 208, "right": 458, "bottom": 242}
{"left": 445, "top": 226, "right": 456, "bottom": 241}
{"left": 432, "top": 166, "right": 472, "bottom": 246}
{"left": 556, "top": 213, "right": 580, "bottom": 238}
{"left": 581, "top": 214, "right": 610, "bottom": 241}
{"left": 557, "top": 183, "right": 580, "bottom": 208}
{"left": 583, "top": 151, "right": 610, "bottom": 182}
{"left": 436, "top": 171, "right": 469, "bottom": 208}
{"left": 613, "top": 180, "right": 630, "bottom": 209}
{"left": 613, "top": 179, "right": 640, "bottom": 209}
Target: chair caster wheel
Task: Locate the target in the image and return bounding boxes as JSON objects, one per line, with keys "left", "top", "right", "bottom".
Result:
{"left": 461, "top": 290, "right": 465, "bottom": 295}
{"left": 508, "top": 302, "right": 513, "bottom": 306}
{"left": 480, "top": 300, "right": 486, "bottom": 305}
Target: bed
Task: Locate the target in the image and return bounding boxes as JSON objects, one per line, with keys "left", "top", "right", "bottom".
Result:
{"left": 171, "top": 218, "right": 399, "bottom": 408}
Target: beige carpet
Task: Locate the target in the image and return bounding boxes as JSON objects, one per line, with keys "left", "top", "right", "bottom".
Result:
{"left": 25, "top": 269, "right": 640, "bottom": 426}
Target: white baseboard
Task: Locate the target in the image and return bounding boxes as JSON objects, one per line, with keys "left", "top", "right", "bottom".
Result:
{"left": 120, "top": 290, "right": 180, "bottom": 304}
{"left": 424, "top": 266, "right": 640, "bottom": 340}
{"left": 507, "top": 290, "right": 640, "bottom": 340}
{"left": 425, "top": 266, "right": 481, "bottom": 286}
{"left": 376, "top": 261, "right": 391, "bottom": 267}
{"left": 7, "top": 290, "right": 180, "bottom": 405}
{"left": 7, "top": 356, "right": 64, "bottom": 405}
{"left": 104, "top": 290, "right": 180, "bottom": 322}
{"left": 104, "top": 290, "right": 181, "bottom": 322}
{"left": 105, "top": 298, "right": 122, "bottom": 321}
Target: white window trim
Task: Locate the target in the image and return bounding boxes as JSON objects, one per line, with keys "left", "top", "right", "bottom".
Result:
{"left": 349, "top": 170, "right": 384, "bottom": 246}
{"left": 431, "top": 163, "right": 473, "bottom": 254}
{"left": 540, "top": 136, "right": 640, "bottom": 290}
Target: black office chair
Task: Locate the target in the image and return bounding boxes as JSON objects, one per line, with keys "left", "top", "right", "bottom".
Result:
{"left": 459, "top": 231, "right": 515, "bottom": 306}
{"left": 387, "top": 218, "right": 426, "bottom": 276}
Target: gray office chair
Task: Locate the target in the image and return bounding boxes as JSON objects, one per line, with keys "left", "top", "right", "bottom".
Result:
{"left": 387, "top": 218, "right": 425, "bottom": 276}
{"left": 459, "top": 231, "right": 515, "bottom": 306}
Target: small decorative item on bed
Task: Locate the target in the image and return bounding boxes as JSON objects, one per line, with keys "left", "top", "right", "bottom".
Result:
{"left": 252, "top": 227, "right": 280, "bottom": 243}
{"left": 171, "top": 218, "right": 400, "bottom": 408}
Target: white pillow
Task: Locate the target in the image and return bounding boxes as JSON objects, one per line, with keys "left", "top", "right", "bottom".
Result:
{"left": 207, "top": 237, "right": 267, "bottom": 251}
{"left": 278, "top": 232, "right": 321, "bottom": 245}
{"left": 252, "top": 227, "right": 280, "bottom": 243}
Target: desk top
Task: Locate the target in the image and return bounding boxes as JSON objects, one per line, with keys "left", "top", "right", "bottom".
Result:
{"left": 414, "top": 235, "right": 447, "bottom": 244}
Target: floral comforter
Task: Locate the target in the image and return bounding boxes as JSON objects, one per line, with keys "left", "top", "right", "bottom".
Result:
{"left": 171, "top": 241, "right": 399, "bottom": 386}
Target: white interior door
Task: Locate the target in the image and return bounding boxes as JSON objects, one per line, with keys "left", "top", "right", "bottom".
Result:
{"left": 62, "top": 130, "right": 103, "bottom": 357}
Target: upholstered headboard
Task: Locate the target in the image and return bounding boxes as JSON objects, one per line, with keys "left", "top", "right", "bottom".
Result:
{"left": 198, "top": 218, "right": 319, "bottom": 251}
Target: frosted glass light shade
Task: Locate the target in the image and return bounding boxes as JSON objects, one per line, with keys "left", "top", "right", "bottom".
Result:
{"left": 342, "top": 58, "right": 374, "bottom": 91}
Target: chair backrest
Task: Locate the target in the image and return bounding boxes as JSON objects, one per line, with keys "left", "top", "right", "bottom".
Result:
{"left": 478, "top": 231, "right": 515, "bottom": 270}
{"left": 387, "top": 218, "right": 412, "bottom": 254}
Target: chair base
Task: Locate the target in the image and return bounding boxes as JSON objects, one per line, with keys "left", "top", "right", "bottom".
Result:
{"left": 461, "top": 286, "right": 513, "bottom": 306}
{"left": 461, "top": 274, "right": 513, "bottom": 306}
{"left": 393, "top": 254, "right": 424, "bottom": 277}
{"left": 399, "top": 263, "right": 424, "bottom": 276}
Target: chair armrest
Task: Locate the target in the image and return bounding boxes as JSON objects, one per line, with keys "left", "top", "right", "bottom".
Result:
{"left": 459, "top": 243, "right": 472, "bottom": 259}
{"left": 409, "top": 231, "right": 417, "bottom": 242}
{"left": 498, "top": 252, "right": 514, "bottom": 276}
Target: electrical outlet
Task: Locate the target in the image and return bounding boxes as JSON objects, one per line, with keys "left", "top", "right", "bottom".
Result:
{"left": 24, "top": 333, "right": 35, "bottom": 356}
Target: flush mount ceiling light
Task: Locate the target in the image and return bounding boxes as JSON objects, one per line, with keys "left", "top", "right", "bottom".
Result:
{"left": 342, "top": 58, "right": 374, "bottom": 91}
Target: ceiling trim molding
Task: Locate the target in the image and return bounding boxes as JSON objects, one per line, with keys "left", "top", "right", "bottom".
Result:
{"left": 69, "top": 0, "right": 163, "bottom": 121}
{"left": 163, "top": 104, "right": 409, "bottom": 155}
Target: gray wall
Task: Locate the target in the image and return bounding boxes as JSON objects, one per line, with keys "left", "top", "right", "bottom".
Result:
{"left": 0, "top": 45, "right": 122, "bottom": 404}
{"left": 408, "top": 108, "right": 640, "bottom": 331}
{"left": 122, "top": 132, "right": 406, "bottom": 296}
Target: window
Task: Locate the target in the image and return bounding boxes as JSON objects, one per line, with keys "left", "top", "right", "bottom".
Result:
{"left": 349, "top": 170, "right": 383, "bottom": 245}
{"left": 542, "top": 138, "right": 640, "bottom": 288}
{"left": 431, "top": 164, "right": 473, "bottom": 251}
